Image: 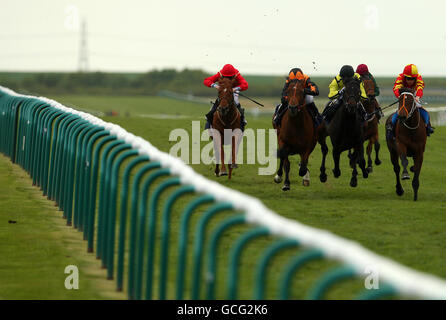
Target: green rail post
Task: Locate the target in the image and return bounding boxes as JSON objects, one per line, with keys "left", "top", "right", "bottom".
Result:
{"left": 191, "top": 202, "right": 234, "bottom": 300}
{"left": 253, "top": 239, "right": 300, "bottom": 299}
{"left": 105, "top": 149, "right": 138, "bottom": 280}
{"left": 227, "top": 227, "right": 270, "bottom": 300}
{"left": 158, "top": 185, "right": 196, "bottom": 300}
{"left": 356, "top": 283, "right": 397, "bottom": 300}
{"left": 127, "top": 162, "right": 162, "bottom": 299}
{"left": 86, "top": 135, "right": 117, "bottom": 252}
{"left": 279, "top": 249, "right": 324, "bottom": 299}
{"left": 116, "top": 155, "right": 150, "bottom": 292}
{"left": 135, "top": 171, "right": 175, "bottom": 300}
{"left": 307, "top": 265, "right": 356, "bottom": 300}
{"left": 176, "top": 195, "right": 215, "bottom": 300}
{"left": 205, "top": 214, "right": 245, "bottom": 300}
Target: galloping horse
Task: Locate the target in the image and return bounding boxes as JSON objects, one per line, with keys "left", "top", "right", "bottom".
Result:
{"left": 320, "top": 77, "right": 369, "bottom": 187}
{"left": 385, "top": 88, "right": 426, "bottom": 201}
{"left": 273, "top": 79, "right": 318, "bottom": 190}
{"left": 210, "top": 77, "right": 242, "bottom": 179}
{"left": 361, "top": 78, "right": 382, "bottom": 172}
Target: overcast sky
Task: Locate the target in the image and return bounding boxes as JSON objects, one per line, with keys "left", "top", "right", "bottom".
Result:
{"left": 1, "top": 0, "right": 445, "bottom": 76}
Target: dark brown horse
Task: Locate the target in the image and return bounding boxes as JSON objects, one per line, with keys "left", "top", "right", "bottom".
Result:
{"left": 319, "top": 77, "right": 369, "bottom": 187}
{"left": 386, "top": 88, "right": 426, "bottom": 201}
{"left": 210, "top": 77, "right": 242, "bottom": 179}
{"left": 361, "top": 78, "right": 382, "bottom": 172}
{"left": 273, "top": 79, "right": 318, "bottom": 190}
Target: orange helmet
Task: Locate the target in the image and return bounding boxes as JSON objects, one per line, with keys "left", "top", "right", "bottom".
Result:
{"left": 288, "top": 68, "right": 305, "bottom": 80}
{"left": 403, "top": 64, "right": 418, "bottom": 78}
{"left": 220, "top": 64, "right": 238, "bottom": 77}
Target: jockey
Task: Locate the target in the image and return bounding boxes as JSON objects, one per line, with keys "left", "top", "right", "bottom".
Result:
{"left": 203, "top": 64, "right": 248, "bottom": 131}
{"left": 322, "top": 65, "right": 368, "bottom": 123}
{"left": 273, "top": 68, "right": 321, "bottom": 127}
{"left": 356, "top": 64, "right": 383, "bottom": 120}
{"left": 386, "top": 64, "right": 434, "bottom": 138}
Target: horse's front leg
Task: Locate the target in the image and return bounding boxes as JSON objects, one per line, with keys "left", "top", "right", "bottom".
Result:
{"left": 219, "top": 143, "right": 227, "bottom": 176}
{"left": 366, "top": 138, "right": 374, "bottom": 173}
{"left": 282, "top": 157, "right": 291, "bottom": 191}
{"left": 274, "top": 157, "right": 284, "bottom": 183}
{"left": 228, "top": 136, "right": 235, "bottom": 180}
{"left": 412, "top": 153, "right": 424, "bottom": 201}
{"left": 374, "top": 139, "right": 382, "bottom": 166}
{"left": 299, "top": 153, "right": 310, "bottom": 187}
{"left": 357, "top": 143, "right": 368, "bottom": 179}
{"left": 332, "top": 148, "right": 341, "bottom": 178}
{"left": 400, "top": 154, "right": 410, "bottom": 180}
{"left": 390, "top": 149, "right": 404, "bottom": 196}
{"left": 319, "top": 136, "right": 328, "bottom": 183}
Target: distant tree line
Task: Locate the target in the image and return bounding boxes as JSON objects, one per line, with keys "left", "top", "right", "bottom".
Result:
{"left": 0, "top": 69, "right": 444, "bottom": 98}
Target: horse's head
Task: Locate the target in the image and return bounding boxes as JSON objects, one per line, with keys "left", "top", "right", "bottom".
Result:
{"left": 285, "top": 79, "right": 306, "bottom": 117}
{"left": 343, "top": 77, "right": 361, "bottom": 114}
{"left": 362, "top": 78, "right": 375, "bottom": 99}
{"left": 397, "top": 87, "right": 416, "bottom": 121}
{"left": 217, "top": 77, "right": 236, "bottom": 117}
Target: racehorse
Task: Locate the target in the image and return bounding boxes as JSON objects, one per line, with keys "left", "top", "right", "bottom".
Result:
{"left": 385, "top": 88, "right": 426, "bottom": 201}
{"left": 273, "top": 79, "right": 318, "bottom": 190}
{"left": 360, "top": 78, "right": 382, "bottom": 172}
{"left": 319, "top": 77, "right": 369, "bottom": 187}
{"left": 210, "top": 77, "right": 242, "bottom": 179}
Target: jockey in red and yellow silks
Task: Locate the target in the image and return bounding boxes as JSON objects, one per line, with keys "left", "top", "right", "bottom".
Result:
{"left": 387, "top": 64, "right": 434, "bottom": 137}
{"left": 203, "top": 64, "right": 248, "bottom": 131}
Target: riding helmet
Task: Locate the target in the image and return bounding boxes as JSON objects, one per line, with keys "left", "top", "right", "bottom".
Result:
{"left": 403, "top": 64, "right": 418, "bottom": 78}
{"left": 340, "top": 65, "right": 354, "bottom": 78}
{"left": 220, "top": 64, "right": 238, "bottom": 77}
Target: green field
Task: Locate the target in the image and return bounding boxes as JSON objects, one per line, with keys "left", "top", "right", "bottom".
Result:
{"left": 1, "top": 93, "right": 446, "bottom": 299}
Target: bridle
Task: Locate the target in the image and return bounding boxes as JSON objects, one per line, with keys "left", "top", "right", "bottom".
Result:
{"left": 287, "top": 80, "right": 306, "bottom": 114}
{"left": 216, "top": 87, "right": 238, "bottom": 126}
{"left": 398, "top": 91, "right": 420, "bottom": 130}
{"left": 343, "top": 79, "right": 362, "bottom": 114}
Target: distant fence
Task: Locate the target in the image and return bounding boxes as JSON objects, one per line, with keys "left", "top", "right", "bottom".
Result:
{"left": 1, "top": 85, "right": 446, "bottom": 300}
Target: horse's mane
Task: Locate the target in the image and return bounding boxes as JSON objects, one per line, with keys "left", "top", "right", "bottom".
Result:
{"left": 218, "top": 77, "right": 233, "bottom": 87}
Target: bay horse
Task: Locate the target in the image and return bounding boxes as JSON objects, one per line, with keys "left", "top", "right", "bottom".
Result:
{"left": 210, "top": 77, "right": 242, "bottom": 179}
{"left": 361, "top": 78, "right": 382, "bottom": 172}
{"left": 385, "top": 88, "right": 426, "bottom": 201}
{"left": 320, "top": 77, "right": 369, "bottom": 187}
{"left": 272, "top": 79, "right": 318, "bottom": 190}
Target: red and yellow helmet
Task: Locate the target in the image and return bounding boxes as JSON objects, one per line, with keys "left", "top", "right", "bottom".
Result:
{"left": 403, "top": 64, "right": 418, "bottom": 78}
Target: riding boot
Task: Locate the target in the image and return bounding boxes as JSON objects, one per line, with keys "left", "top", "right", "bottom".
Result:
{"left": 386, "top": 123, "right": 395, "bottom": 140}
{"left": 205, "top": 100, "right": 219, "bottom": 129}
{"left": 307, "top": 102, "right": 322, "bottom": 127}
{"left": 237, "top": 103, "right": 247, "bottom": 131}
{"left": 273, "top": 103, "right": 285, "bottom": 126}
{"left": 322, "top": 99, "right": 340, "bottom": 123}
{"left": 426, "top": 122, "right": 434, "bottom": 136}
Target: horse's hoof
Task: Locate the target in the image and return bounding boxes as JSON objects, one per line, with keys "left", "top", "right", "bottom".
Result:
{"left": 375, "top": 159, "right": 382, "bottom": 166}
{"left": 350, "top": 179, "right": 357, "bottom": 188}
{"left": 410, "top": 166, "right": 415, "bottom": 172}
{"left": 367, "top": 166, "right": 373, "bottom": 173}
{"left": 319, "top": 173, "right": 327, "bottom": 183}
{"left": 274, "top": 175, "right": 283, "bottom": 183}
{"left": 303, "top": 180, "right": 310, "bottom": 187}
{"left": 396, "top": 187, "right": 404, "bottom": 196}
{"left": 333, "top": 169, "right": 341, "bottom": 178}
{"left": 230, "top": 164, "right": 238, "bottom": 169}
{"left": 219, "top": 171, "right": 228, "bottom": 177}
{"left": 401, "top": 173, "right": 410, "bottom": 180}
{"left": 282, "top": 184, "right": 290, "bottom": 191}
{"left": 363, "top": 171, "right": 369, "bottom": 179}
{"left": 299, "top": 168, "right": 307, "bottom": 177}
